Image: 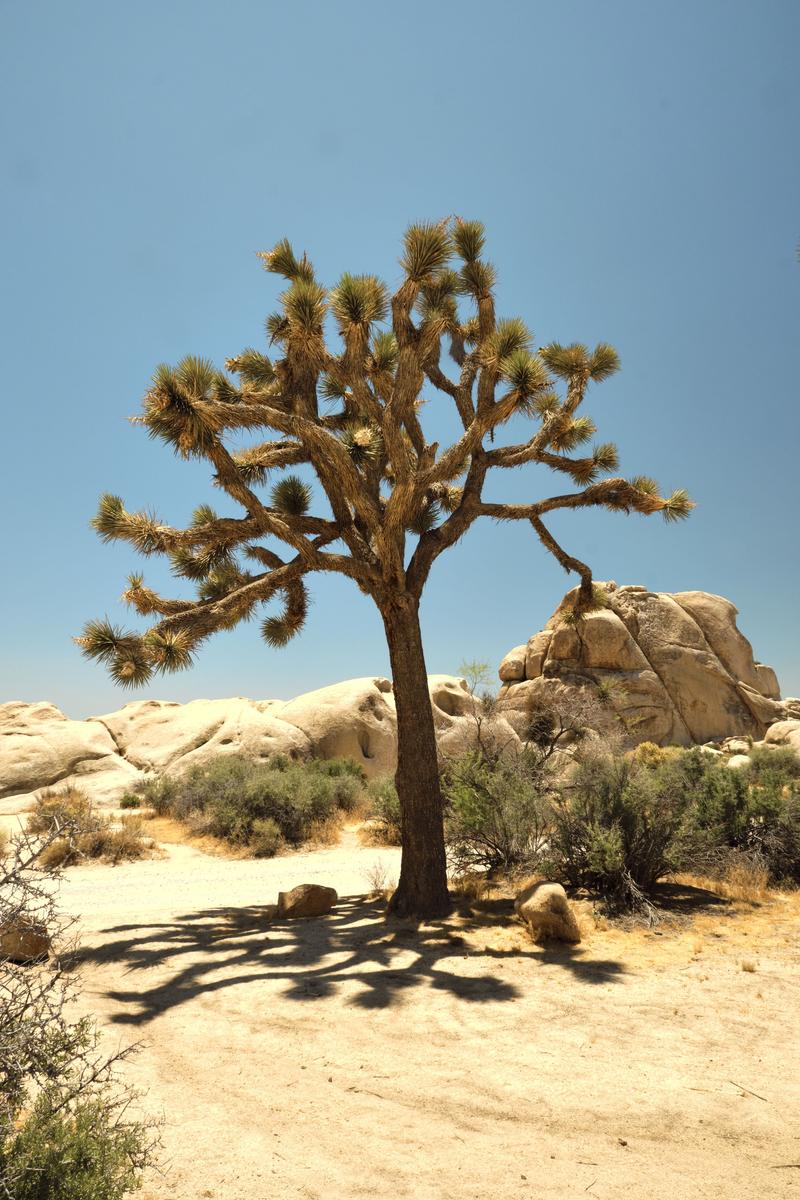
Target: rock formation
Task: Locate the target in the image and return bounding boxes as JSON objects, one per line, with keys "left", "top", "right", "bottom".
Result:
{"left": 514, "top": 881, "right": 581, "bottom": 944}
{"left": 498, "top": 583, "right": 797, "bottom": 748}
{"left": 277, "top": 884, "right": 338, "bottom": 919}
{"left": 0, "top": 675, "right": 503, "bottom": 815}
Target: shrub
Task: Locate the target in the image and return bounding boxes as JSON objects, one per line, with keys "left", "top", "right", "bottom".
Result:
{"left": 27, "top": 788, "right": 101, "bottom": 837}
{"left": 128, "top": 754, "right": 366, "bottom": 850}
{"left": 444, "top": 750, "right": 552, "bottom": 875}
{"left": 2, "top": 1094, "right": 151, "bottom": 1200}
{"left": 363, "top": 778, "right": 402, "bottom": 845}
{"left": 545, "top": 753, "right": 692, "bottom": 908}
{"left": 745, "top": 744, "right": 800, "bottom": 783}
{"left": 308, "top": 759, "right": 364, "bottom": 812}
{"left": 27, "top": 790, "right": 149, "bottom": 869}
{"left": 679, "top": 748, "right": 800, "bottom": 883}
{"left": 130, "top": 774, "right": 181, "bottom": 817}
{"left": 1, "top": 828, "right": 156, "bottom": 1196}
{"left": 249, "top": 817, "right": 285, "bottom": 858}
{"left": 118, "top": 794, "right": 140, "bottom": 810}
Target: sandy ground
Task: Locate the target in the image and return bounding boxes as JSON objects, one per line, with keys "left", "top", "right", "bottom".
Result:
{"left": 56, "top": 829, "right": 800, "bottom": 1200}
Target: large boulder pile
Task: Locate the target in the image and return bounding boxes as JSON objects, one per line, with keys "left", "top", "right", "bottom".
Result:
{"left": 498, "top": 583, "right": 798, "bottom": 748}
{"left": 0, "top": 675, "right": 505, "bottom": 815}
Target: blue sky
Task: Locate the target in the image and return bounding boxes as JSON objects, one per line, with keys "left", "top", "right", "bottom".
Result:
{"left": 1, "top": 0, "right": 798, "bottom": 717}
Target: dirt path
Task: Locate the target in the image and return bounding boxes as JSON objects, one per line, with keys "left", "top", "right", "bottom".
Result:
{"left": 60, "top": 837, "right": 800, "bottom": 1200}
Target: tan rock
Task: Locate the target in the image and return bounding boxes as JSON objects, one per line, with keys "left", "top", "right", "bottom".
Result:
{"left": 515, "top": 881, "right": 581, "bottom": 944}
{"left": 736, "top": 684, "right": 784, "bottom": 729}
{"left": 499, "top": 646, "right": 527, "bottom": 683}
{"left": 1, "top": 919, "right": 50, "bottom": 963}
{"left": 576, "top": 610, "right": 649, "bottom": 671}
{"left": 277, "top": 884, "right": 337, "bottom": 919}
{"left": 726, "top": 754, "right": 752, "bottom": 771}
{"left": 548, "top": 624, "right": 580, "bottom": 662}
{"left": 763, "top": 720, "right": 800, "bottom": 755}
{"left": 277, "top": 678, "right": 397, "bottom": 778}
{"left": 498, "top": 584, "right": 785, "bottom": 749}
{"left": 672, "top": 592, "right": 770, "bottom": 694}
{"left": 437, "top": 715, "right": 521, "bottom": 760}
{"left": 95, "top": 697, "right": 310, "bottom": 775}
{"left": 524, "top": 631, "right": 552, "bottom": 680}
{"left": 754, "top": 664, "right": 781, "bottom": 701}
{"left": 427, "top": 676, "right": 477, "bottom": 721}
{"left": 720, "top": 737, "right": 752, "bottom": 755}
{"left": 0, "top": 701, "right": 141, "bottom": 814}
{"left": 0, "top": 674, "right": 492, "bottom": 810}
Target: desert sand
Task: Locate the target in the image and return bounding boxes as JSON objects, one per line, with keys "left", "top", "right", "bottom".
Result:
{"left": 59, "top": 829, "right": 800, "bottom": 1200}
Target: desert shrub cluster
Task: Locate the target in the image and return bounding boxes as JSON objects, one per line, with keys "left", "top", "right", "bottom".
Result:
{"left": 439, "top": 742, "right": 800, "bottom": 910}
{"left": 127, "top": 754, "right": 365, "bottom": 855}
{"left": 1, "top": 828, "right": 156, "bottom": 1197}
{"left": 362, "top": 777, "right": 402, "bottom": 845}
{"left": 443, "top": 749, "right": 551, "bottom": 875}
{"left": 26, "top": 788, "right": 149, "bottom": 869}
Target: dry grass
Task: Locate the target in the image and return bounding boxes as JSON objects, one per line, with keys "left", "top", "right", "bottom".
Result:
{"left": 140, "top": 816, "right": 250, "bottom": 858}
{"left": 741, "top": 959, "right": 757, "bottom": 972}
{"left": 27, "top": 787, "right": 97, "bottom": 835}
{"left": 675, "top": 860, "right": 772, "bottom": 905}
{"left": 28, "top": 788, "right": 153, "bottom": 869}
{"left": 357, "top": 820, "right": 401, "bottom": 848}
{"left": 450, "top": 871, "right": 491, "bottom": 906}
{"left": 37, "top": 819, "right": 152, "bottom": 870}
{"left": 363, "top": 859, "right": 396, "bottom": 897}
{"left": 306, "top": 811, "right": 345, "bottom": 846}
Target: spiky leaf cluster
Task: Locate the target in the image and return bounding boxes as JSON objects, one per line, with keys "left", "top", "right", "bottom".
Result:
{"left": 270, "top": 475, "right": 312, "bottom": 515}
{"left": 340, "top": 423, "right": 382, "bottom": 466}
{"left": 81, "top": 218, "right": 692, "bottom": 695}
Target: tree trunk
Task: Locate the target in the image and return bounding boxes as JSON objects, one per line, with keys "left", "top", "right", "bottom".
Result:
{"left": 381, "top": 596, "right": 451, "bottom": 919}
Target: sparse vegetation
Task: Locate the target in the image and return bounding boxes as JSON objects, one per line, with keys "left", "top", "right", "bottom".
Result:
{"left": 679, "top": 748, "right": 800, "bottom": 884}
{"left": 443, "top": 750, "right": 552, "bottom": 876}
{"left": 364, "top": 860, "right": 395, "bottom": 897}
{"left": 440, "top": 736, "right": 800, "bottom": 911}
{"left": 127, "top": 755, "right": 365, "bottom": 855}
{"left": 1, "top": 827, "right": 156, "bottom": 1197}
{"left": 544, "top": 752, "right": 692, "bottom": 909}
{"left": 361, "top": 778, "right": 402, "bottom": 845}
{"left": 27, "top": 789, "right": 150, "bottom": 869}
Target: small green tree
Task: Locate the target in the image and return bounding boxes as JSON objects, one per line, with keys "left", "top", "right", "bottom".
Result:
{"left": 78, "top": 219, "right": 692, "bottom": 918}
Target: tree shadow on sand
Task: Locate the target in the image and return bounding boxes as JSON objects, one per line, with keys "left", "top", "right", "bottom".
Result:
{"left": 76, "top": 894, "right": 626, "bottom": 1025}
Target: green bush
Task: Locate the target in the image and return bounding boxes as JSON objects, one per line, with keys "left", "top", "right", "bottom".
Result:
{"left": 364, "top": 777, "right": 402, "bottom": 845}
{"left": 308, "top": 758, "right": 364, "bottom": 812}
{"left": 679, "top": 748, "right": 800, "bottom": 883}
{"left": 1, "top": 827, "right": 156, "bottom": 1198}
{"left": 249, "top": 817, "right": 285, "bottom": 858}
{"left": 118, "top": 794, "right": 140, "bottom": 810}
{"left": 444, "top": 750, "right": 552, "bottom": 874}
{"left": 124, "top": 774, "right": 180, "bottom": 818}
{"left": 129, "top": 754, "right": 366, "bottom": 850}
{"left": 546, "top": 753, "right": 692, "bottom": 907}
{"left": 2, "top": 1094, "right": 151, "bottom": 1200}
{"left": 745, "top": 744, "right": 800, "bottom": 782}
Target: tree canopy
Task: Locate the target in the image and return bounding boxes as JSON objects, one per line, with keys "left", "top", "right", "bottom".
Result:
{"left": 78, "top": 217, "right": 692, "bottom": 685}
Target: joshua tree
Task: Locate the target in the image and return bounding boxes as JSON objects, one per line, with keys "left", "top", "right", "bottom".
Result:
{"left": 78, "top": 219, "right": 692, "bottom": 918}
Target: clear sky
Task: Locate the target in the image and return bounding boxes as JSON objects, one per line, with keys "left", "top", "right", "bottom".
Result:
{"left": 1, "top": 0, "right": 798, "bottom": 717}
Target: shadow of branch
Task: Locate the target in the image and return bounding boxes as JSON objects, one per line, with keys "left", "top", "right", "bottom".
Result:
{"left": 77, "top": 893, "right": 625, "bottom": 1025}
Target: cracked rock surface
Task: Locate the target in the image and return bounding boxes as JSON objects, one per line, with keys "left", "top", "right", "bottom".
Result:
{"left": 0, "top": 675, "right": 493, "bottom": 814}
{"left": 498, "top": 583, "right": 798, "bottom": 748}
